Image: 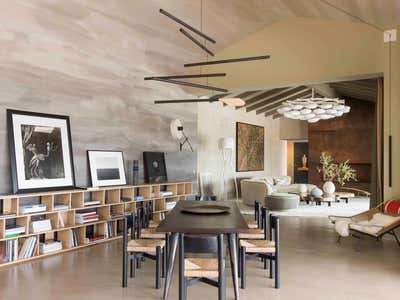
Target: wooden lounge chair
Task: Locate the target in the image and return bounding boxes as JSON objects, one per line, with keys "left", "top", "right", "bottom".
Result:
{"left": 329, "top": 200, "right": 400, "bottom": 246}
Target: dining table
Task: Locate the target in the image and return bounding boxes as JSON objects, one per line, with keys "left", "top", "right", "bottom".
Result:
{"left": 156, "top": 200, "right": 250, "bottom": 300}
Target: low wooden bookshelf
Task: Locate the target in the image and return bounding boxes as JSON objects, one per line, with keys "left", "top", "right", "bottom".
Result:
{"left": 0, "top": 181, "right": 193, "bottom": 267}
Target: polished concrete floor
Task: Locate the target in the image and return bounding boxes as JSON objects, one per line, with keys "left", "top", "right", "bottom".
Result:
{"left": 0, "top": 217, "right": 399, "bottom": 300}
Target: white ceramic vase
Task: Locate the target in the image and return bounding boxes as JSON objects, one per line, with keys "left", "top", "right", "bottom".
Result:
{"left": 323, "top": 181, "right": 335, "bottom": 194}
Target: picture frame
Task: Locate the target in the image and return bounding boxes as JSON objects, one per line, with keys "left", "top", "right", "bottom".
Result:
{"left": 143, "top": 152, "right": 168, "bottom": 183}
{"left": 87, "top": 150, "right": 127, "bottom": 187}
{"left": 7, "top": 109, "right": 76, "bottom": 194}
{"left": 236, "top": 122, "right": 265, "bottom": 172}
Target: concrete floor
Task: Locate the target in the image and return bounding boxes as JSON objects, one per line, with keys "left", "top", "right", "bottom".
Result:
{"left": 0, "top": 217, "right": 399, "bottom": 300}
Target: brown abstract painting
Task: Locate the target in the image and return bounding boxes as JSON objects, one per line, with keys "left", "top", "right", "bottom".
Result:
{"left": 236, "top": 122, "right": 264, "bottom": 172}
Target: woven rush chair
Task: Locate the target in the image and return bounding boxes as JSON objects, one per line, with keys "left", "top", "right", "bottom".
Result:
{"left": 240, "top": 209, "right": 280, "bottom": 289}
{"left": 139, "top": 205, "right": 165, "bottom": 239}
{"left": 239, "top": 201, "right": 265, "bottom": 239}
{"left": 122, "top": 213, "right": 166, "bottom": 289}
{"left": 245, "top": 201, "right": 262, "bottom": 229}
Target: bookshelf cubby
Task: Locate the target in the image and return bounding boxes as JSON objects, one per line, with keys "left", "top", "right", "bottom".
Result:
{"left": 0, "top": 181, "right": 193, "bottom": 267}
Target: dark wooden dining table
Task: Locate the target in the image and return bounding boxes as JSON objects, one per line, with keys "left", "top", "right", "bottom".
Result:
{"left": 156, "top": 200, "right": 250, "bottom": 300}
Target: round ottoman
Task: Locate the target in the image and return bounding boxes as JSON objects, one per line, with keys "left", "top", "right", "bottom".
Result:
{"left": 264, "top": 193, "right": 300, "bottom": 210}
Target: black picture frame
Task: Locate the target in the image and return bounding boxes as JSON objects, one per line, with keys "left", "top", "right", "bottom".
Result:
{"left": 87, "top": 150, "right": 127, "bottom": 188}
{"left": 236, "top": 122, "right": 265, "bottom": 172}
{"left": 7, "top": 109, "right": 76, "bottom": 194}
{"left": 143, "top": 152, "right": 168, "bottom": 183}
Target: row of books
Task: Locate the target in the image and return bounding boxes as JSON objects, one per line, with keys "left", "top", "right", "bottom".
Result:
{"left": 105, "top": 222, "right": 113, "bottom": 238}
{"left": 0, "top": 239, "right": 18, "bottom": 262}
{"left": 20, "top": 204, "right": 46, "bottom": 214}
{"left": 75, "top": 211, "right": 99, "bottom": 224}
{"left": 39, "top": 241, "right": 62, "bottom": 254}
{"left": 166, "top": 201, "right": 177, "bottom": 210}
{"left": 69, "top": 229, "right": 78, "bottom": 248}
{"left": 18, "top": 236, "right": 37, "bottom": 259}
{"left": 30, "top": 219, "right": 52, "bottom": 233}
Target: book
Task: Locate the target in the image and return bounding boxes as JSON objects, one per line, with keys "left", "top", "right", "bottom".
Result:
{"left": 5, "top": 226, "right": 26, "bottom": 238}
{"left": 18, "top": 237, "right": 37, "bottom": 259}
{"left": 58, "top": 214, "right": 65, "bottom": 228}
{"left": 75, "top": 211, "right": 99, "bottom": 224}
{"left": 160, "top": 191, "right": 173, "bottom": 197}
{"left": 84, "top": 200, "right": 101, "bottom": 207}
{"left": 54, "top": 204, "right": 69, "bottom": 211}
{"left": 0, "top": 213, "right": 16, "bottom": 218}
{"left": 39, "top": 241, "right": 62, "bottom": 254}
{"left": 30, "top": 219, "right": 52, "bottom": 233}
{"left": 134, "top": 196, "right": 145, "bottom": 201}
{"left": 20, "top": 204, "right": 46, "bottom": 214}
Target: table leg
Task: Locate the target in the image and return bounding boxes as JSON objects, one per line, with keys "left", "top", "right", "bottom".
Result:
{"left": 218, "top": 234, "right": 226, "bottom": 300}
{"left": 163, "top": 232, "right": 179, "bottom": 300}
{"left": 179, "top": 233, "right": 186, "bottom": 300}
{"left": 228, "top": 233, "right": 239, "bottom": 300}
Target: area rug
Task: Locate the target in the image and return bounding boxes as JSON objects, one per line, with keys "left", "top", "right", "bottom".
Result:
{"left": 238, "top": 197, "right": 370, "bottom": 218}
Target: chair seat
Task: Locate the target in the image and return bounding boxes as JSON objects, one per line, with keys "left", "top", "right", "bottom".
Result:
{"left": 239, "top": 229, "right": 264, "bottom": 239}
{"left": 246, "top": 220, "right": 258, "bottom": 229}
{"left": 240, "top": 239, "right": 276, "bottom": 253}
{"left": 148, "top": 221, "right": 159, "bottom": 229}
{"left": 127, "top": 239, "right": 165, "bottom": 252}
{"left": 184, "top": 258, "right": 219, "bottom": 278}
{"left": 141, "top": 228, "right": 165, "bottom": 239}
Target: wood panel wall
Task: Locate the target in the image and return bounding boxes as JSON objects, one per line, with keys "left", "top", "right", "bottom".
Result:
{"left": 308, "top": 99, "right": 376, "bottom": 192}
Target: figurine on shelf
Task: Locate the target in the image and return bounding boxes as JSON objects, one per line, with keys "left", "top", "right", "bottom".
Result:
{"left": 302, "top": 154, "right": 308, "bottom": 168}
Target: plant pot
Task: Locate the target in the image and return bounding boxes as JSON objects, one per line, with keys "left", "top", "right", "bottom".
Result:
{"left": 323, "top": 181, "right": 335, "bottom": 194}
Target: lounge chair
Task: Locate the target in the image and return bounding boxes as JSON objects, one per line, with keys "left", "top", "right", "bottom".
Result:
{"left": 329, "top": 200, "right": 400, "bottom": 246}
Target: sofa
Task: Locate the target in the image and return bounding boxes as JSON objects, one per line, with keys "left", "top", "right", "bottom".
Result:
{"left": 240, "top": 176, "right": 316, "bottom": 206}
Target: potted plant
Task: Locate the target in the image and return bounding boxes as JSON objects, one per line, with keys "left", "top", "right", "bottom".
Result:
{"left": 317, "top": 152, "right": 357, "bottom": 194}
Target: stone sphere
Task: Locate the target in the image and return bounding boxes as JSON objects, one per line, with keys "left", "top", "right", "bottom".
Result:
{"left": 311, "top": 187, "right": 323, "bottom": 198}
{"left": 323, "top": 181, "right": 336, "bottom": 194}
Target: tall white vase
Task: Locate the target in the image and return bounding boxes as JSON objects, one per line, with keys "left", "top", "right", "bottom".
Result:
{"left": 323, "top": 181, "right": 335, "bottom": 194}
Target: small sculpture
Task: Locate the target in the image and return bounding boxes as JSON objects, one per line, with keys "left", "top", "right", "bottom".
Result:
{"left": 302, "top": 154, "right": 307, "bottom": 168}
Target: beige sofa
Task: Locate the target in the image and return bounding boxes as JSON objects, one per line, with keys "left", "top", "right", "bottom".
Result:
{"left": 241, "top": 176, "right": 316, "bottom": 206}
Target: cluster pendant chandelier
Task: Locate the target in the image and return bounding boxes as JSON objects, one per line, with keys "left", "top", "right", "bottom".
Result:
{"left": 147, "top": 2, "right": 270, "bottom": 107}
{"left": 277, "top": 89, "right": 350, "bottom": 123}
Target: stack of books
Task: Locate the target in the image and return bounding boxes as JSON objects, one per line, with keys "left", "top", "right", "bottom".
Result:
{"left": 75, "top": 211, "right": 99, "bottom": 224}
{"left": 54, "top": 204, "right": 69, "bottom": 211}
{"left": 160, "top": 191, "right": 173, "bottom": 197}
{"left": 20, "top": 204, "right": 46, "bottom": 214}
{"left": 166, "top": 201, "right": 177, "bottom": 210}
{"left": 84, "top": 200, "right": 101, "bottom": 207}
{"left": 5, "top": 226, "right": 26, "bottom": 238}
{"left": 110, "top": 207, "right": 123, "bottom": 219}
{"left": 69, "top": 229, "right": 78, "bottom": 248}
{"left": 18, "top": 236, "right": 37, "bottom": 259}
{"left": 0, "top": 239, "right": 18, "bottom": 262}
{"left": 134, "top": 196, "right": 145, "bottom": 201}
{"left": 0, "top": 213, "right": 16, "bottom": 218}
{"left": 30, "top": 219, "right": 52, "bottom": 233}
{"left": 88, "top": 235, "right": 106, "bottom": 243}
{"left": 39, "top": 241, "right": 62, "bottom": 254}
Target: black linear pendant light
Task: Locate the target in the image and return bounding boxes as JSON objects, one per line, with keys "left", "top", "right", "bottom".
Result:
{"left": 184, "top": 55, "right": 270, "bottom": 67}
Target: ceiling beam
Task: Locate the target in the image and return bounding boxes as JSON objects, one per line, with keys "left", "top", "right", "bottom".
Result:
{"left": 246, "top": 86, "right": 307, "bottom": 112}
{"left": 243, "top": 88, "right": 286, "bottom": 108}
{"left": 256, "top": 88, "right": 311, "bottom": 114}
{"left": 272, "top": 113, "right": 282, "bottom": 120}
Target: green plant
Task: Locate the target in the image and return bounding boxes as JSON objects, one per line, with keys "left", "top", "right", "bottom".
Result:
{"left": 317, "top": 152, "right": 357, "bottom": 186}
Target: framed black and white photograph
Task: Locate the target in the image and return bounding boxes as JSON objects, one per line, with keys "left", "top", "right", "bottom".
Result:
{"left": 143, "top": 151, "right": 167, "bottom": 183}
{"left": 7, "top": 109, "right": 76, "bottom": 194}
{"left": 87, "top": 150, "right": 126, "bottom": 187}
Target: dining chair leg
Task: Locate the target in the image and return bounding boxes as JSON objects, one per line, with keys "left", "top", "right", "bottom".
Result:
{"left": 130, "top": 254, "right": 136, "bottom": 278}
{"left": 240, "top": 246, "right": 246, "bottom": 289}
{"left": 218, "top": 234, "right": 226, "bottom": 300}
{"left": 269, "top": 260, "right": 273, "bottom": 278}
{"left": 236, "top": 234, "right": 240, "bottom": 278}
{"left": 162, "top": 247, "right": 166, "bottom": 278}
{"left": 164, "top": 232, "right": 179, "bottom": 300}
{"left": 179, "top": 233, "right": 186, "bottom": 300}
{"left": 275, "top": 256, "right": 280, "bottom": 289}
{"left": 228, "top": 233, "right": 239, "bottom": 300}
{"left": 263, "top": 257, "right": 268, "bottom": 270}
{"left": 156, "top": 246, "right": 161, "bottom": 289}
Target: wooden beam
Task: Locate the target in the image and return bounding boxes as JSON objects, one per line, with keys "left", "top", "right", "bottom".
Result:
{"left": 272, "top": 113, "right": 282, "bottom": 119}
{"left": 255, "top": 87, "right": 310, "bottom": 114}
{"left": 247, "top": 86, "right": 307, "bottom": 112}
{"left": 244, "top": 88, "right": 286, "bottom": 107}
{"left": 264, "top": 92, "right": 312, "bottom": 117}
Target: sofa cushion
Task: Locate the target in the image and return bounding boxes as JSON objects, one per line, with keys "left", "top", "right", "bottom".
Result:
{"left": 273, "top": 176, "right": 291, "bottom": 186}
{"left": 252, "top": 176, "right": 274, "bottom": 186}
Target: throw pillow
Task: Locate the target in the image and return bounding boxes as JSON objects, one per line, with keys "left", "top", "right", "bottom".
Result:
{"left": 384, "top": 200, "right": 400, "bottom": 215}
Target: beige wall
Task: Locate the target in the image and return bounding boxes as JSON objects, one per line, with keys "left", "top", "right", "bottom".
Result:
{"left": 203, "top": 17, "right": 399, "bottom": 201}
{"left": 280, "top": 118, "right": 308, "bottom": 141}
{"left": 197, "top": 102, "right": 285, "bottom": 199}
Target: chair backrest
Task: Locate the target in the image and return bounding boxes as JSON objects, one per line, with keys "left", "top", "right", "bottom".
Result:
{"left": 184, "top": 235, "right": 218, "bottom": 254}
{"left": 198, "top": 172, "right": 215, "bottom": 197}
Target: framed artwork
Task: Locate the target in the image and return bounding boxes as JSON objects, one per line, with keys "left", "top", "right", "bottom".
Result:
{"left": 143, "top": 152, "right": 167, "bottom": 183}
{"left": 87, "top": 150, "right": 127, "bottom": 187}
{"left": 7, "top": 109, "right": 76, "bottom": 194}
{"left": 236, "top": 122, "right": 264, "bottom": 172}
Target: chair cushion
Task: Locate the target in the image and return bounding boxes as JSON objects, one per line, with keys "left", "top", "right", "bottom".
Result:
{"left": 184, "top": 258, "right": 219, "bottom": 278}
{"left": 349, "top": 213, "right": 400, "bottom": 236}
{"left": 240, "top": 239, "right": 276, "bottom": 253}
{"left": 384, "top": 200, "right": 400, "bottom": 214}
{"left": 127, "top": 239, "right": 165, "bottom": 252}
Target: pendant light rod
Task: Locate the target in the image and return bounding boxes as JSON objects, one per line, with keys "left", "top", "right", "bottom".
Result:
{"left": 155, "top": 99, "right": 218, "bottom": 104}
{"left": 159, "top": 8, "right": 216, "bottom": 43}
{"left": 179, "top": 28, "right": 214, "bottom": 56}
{"left": 150, "top": 78, "right": 228, "bottom": 92}
{"left": 144, "top": 73, "right": 225, "bottom": 80}
{"left": 184, "top": 55, "right": 270, "bottom": 67}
